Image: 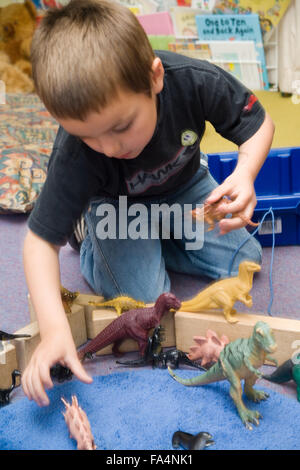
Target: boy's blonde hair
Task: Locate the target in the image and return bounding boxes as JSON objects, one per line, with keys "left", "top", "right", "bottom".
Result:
{"left": 31, "top": 0, "right": 155, "bottom": 120}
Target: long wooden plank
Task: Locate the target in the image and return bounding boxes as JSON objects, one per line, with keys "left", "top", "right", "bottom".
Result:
{"left": 175, "top": 310, "right": 300, "bottom": 364}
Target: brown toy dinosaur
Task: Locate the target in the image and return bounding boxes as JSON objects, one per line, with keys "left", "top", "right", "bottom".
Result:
{"left": 180, "top": 260, "right": 261, "bottom": 323}
{"left": 78, "top": 292, "right": 181, "bottom": 361}
{"left": 191, "top": 197, "right": 259, "bottom": 231}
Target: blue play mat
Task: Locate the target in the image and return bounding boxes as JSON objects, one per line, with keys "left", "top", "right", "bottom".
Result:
{"left": 0, "top": 369, "right": 299, "bottom": 450}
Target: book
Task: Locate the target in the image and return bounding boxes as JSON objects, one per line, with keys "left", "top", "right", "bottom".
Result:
{"left": 168, "top": 39, "right": 264, "bottom": 90}
{"left": 213, "top": 0, "right": 291, "bottom": 39}
{"left": 170, "top": 6, "right": 205, "bottom": 37}
{"left": 195, "top": 13, "right": 269, "bottom": 89}
{"left": 137, "top": 11, "right": 175, "bottom": 34}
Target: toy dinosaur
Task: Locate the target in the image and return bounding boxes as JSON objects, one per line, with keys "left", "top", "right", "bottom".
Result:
{"left": 263, "top": 354, "right": 300, "bottom": 402}
{"left": 50, "top": 363, "right": 73, "bottom": 383}
{"left": 116, "top": 326, "right": 205, "bottom": 370}
{"left": 172, "top": 431, "right": 214, "bottom": 450}
{"left": 188, "top": 329, "right": 230, "bottom": 368}
{"left": 180, "top": 260, "right": 261, "bottom": 323}
{"left": 78, "top": 293, "right": 181, "bottom": 361}
{"left": 88, "top": 295, "right": 146, "bottom": 316}
{"left": 0, "top": 370, "right": 21, "bottom": 407}
{"left": 168, "top": 321, "right": 278, "bottom": 430}
{"left": 191, "top": 197, "right": 259, "bottom": 232}
{"left": 61, "top": 396, "right": 96, "bottom": 450}
{"left": 60, "top": 286, "right": 79, "bottom": 313}
{"left": 0, "top": 330, "right": 31, "bottom": 341}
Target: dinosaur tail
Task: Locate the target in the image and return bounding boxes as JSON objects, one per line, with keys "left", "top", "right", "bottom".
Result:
{"left": 182, "top": 355, "right": 207, "bottom": 371}
{"left": 168, "top": 362, "right": 223, "bottom": 386}
{"left": 78, "top": 323, "right": 124, "bottom": 359}
{"left": 180, "top": 298, "right": 208, "bottom": 312}
{"left": 116, "top": 358, "right": 147, "bottom": 367}
{"left": 263, "top": 359, "right": 294, "bottom": 384}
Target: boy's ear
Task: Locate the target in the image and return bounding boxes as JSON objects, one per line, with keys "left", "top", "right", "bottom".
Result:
{"left": 151, "top": 57, "right": 164, "bottom": 94}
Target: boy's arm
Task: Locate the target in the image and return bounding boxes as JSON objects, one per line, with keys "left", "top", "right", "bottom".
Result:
{"left": 22, "top": 229, "right": 92, "bottom": 407}
{"left": 205, "top": 112, "right": 275, "bottom": 235}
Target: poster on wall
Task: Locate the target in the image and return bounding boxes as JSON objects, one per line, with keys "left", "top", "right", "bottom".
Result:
{"left": 213, "top": 0, "right": 291, "bottom": 38}
{"left": 196, "top": 13, "right": 269, "bottom": 89}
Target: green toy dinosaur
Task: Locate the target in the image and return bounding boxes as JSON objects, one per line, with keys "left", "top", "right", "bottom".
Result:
{"left": 88, "top": 295, "right": 146, "bottom": 316}
{"left": 168, "top": 321, "right": 278, "bottom": 430}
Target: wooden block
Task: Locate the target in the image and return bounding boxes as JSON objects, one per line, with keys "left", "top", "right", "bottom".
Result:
{"left": 73, "top": 293, "right": 104, "bottom": 338}
{"left": 28, "top": 294, "right": 89, "bottom": 346}
{"left": 0, "top": 342, "right": 19, "bottom": 389}
{"left": 12, "top": 322, "right": 40, "bottom": 373}
{"left": 27, "top": 293, "right": 36, "bottom": 322}
{"left": 66, "top": 304, "right": 87, "bottom": 347}
{"left": 88, "top": 307, "right": 176, "bottom": 356}
{"left": 175, "top": 310, "right": 300, "bottom": 365}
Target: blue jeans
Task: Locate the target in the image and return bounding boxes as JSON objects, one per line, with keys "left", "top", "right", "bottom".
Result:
{"left": 80, "top": 164, "right": 262, "bottom": 302}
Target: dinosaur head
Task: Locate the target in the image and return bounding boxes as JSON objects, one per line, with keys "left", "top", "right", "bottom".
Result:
{"left": 240, "top": 260, "right": 261, "bottom": 273}
{"left": 253, "top": 321, "right": 277, "bottom": 354}
{"left": 155, "top": 293, "right": 181, "bottom": 313}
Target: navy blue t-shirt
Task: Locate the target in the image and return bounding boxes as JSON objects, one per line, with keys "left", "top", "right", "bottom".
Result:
{"left": 28, "top": 50, "right": 266, "bottom": 245}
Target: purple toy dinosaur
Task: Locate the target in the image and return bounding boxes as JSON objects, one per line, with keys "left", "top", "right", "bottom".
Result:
{"left": 78, "top": 292, "right": 181, "bottom": 361}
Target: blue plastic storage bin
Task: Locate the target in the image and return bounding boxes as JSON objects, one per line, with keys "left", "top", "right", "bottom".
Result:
{"left": 207, "top": 147, "right": 300, "bottom": 246}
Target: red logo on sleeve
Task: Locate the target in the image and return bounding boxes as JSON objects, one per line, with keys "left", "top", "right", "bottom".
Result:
{"left": 243, "top": 94, "right": 258, "bottom": 112}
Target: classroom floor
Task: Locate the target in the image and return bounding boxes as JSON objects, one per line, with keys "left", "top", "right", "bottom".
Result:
{"left": 1, "top": 89, "right": 300, "bottom": 415}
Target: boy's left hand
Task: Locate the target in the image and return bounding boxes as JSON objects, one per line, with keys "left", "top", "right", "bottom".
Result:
{"left": 204, "top": 166, "right": 257, "bottom": 235}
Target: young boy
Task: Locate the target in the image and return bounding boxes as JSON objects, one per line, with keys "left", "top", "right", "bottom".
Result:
{"left": 22, "top": 0, "right": 274, "bottom": 407}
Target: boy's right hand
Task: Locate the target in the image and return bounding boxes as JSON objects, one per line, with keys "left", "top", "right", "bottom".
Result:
{"left": 21, "top": 328, "right": 93, "bottom": 407}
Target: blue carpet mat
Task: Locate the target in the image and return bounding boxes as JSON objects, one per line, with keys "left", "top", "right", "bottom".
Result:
{"left": 0, "top": 369, "right": 299, "bottom": 450}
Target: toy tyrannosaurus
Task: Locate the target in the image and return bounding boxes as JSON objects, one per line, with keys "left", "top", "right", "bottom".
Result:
{"left": 190, "top": 197, "right": 259, "bottom": 232}
{"left": 263, "top": 354, "right": 300, "bottom": 402}
{"left": 78, "top": 293, "right": 181, "bottom": 361}
{"left": 88, "top": 295, "right": 146, "bottom": 316}
{"left": 180, "top": 260, "right": 261, "bottom": 323}
{"left": 168, "top": 321, "right": 278, "bottom": 430}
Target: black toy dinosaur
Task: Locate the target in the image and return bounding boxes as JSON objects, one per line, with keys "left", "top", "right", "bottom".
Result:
{"left": 172, "top": 431, "right": 214, "bottom": 450}
{"left": 0, "top": 370, "right": 21, "bottom": 406}
{"left": 0, "top": 330, "right": 31, "bottom": 341}
{"left": 117, "top": 325, "right": 206, "bottom": 370}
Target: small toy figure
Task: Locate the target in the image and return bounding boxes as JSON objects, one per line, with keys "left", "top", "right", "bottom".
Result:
{"left": 190, "top": 197, "right": 259, "bottom": 232}
{"left": 117, "top": 326, "right": 205, "bottom": 370}
{"left": 50, "top": 363, "right": 73, "bottom": 383}
{"left": 180, "top": 260, "right": 261, "bottom": 323}
{"left": 172, "top": 431, "right": 214, "bottom": 450}
{"left": 0, "top": 370, "right": 21, "bottom": 407}
{"left": 60, "top": 286, "right": 79, "bottom": 313}
{"left": 168, "top": 321, "right": 278, "bottom": 430}
{"left": 61, "top": 396, "right": 97, "bottom": 450}
{"left": 188, "top": 329, "right": 230, "bottom": 368}
{"left": 78, "top": 293, "right": 181, "bottom": 361}
{"left": 88, "top": 295, "right": 146, "bottom": 316}
{"left": 263, "top": 354, "right": 300, "bottom": 402}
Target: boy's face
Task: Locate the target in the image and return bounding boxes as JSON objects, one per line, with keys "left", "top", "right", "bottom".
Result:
{"left": 58, "top": 58, "right": 164, "bottom": 160}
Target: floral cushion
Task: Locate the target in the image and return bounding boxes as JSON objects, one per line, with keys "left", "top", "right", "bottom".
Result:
{"left": 0, "top": 94, "right": 58, "bottom": 214}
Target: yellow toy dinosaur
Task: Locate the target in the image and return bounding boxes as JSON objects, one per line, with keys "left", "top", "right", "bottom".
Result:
{"left": 88, "top": 296, "right": 146, "bottom": 316}
{"left": 60, "top": 286, "right": 79, "bottom": 313}
{"left": 180, "top": 261, "right": 261, "bottom": 323}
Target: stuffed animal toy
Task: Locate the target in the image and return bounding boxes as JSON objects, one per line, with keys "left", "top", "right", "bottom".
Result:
{"left": 0, "top": 0, "right": 37, "bottom": 93}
